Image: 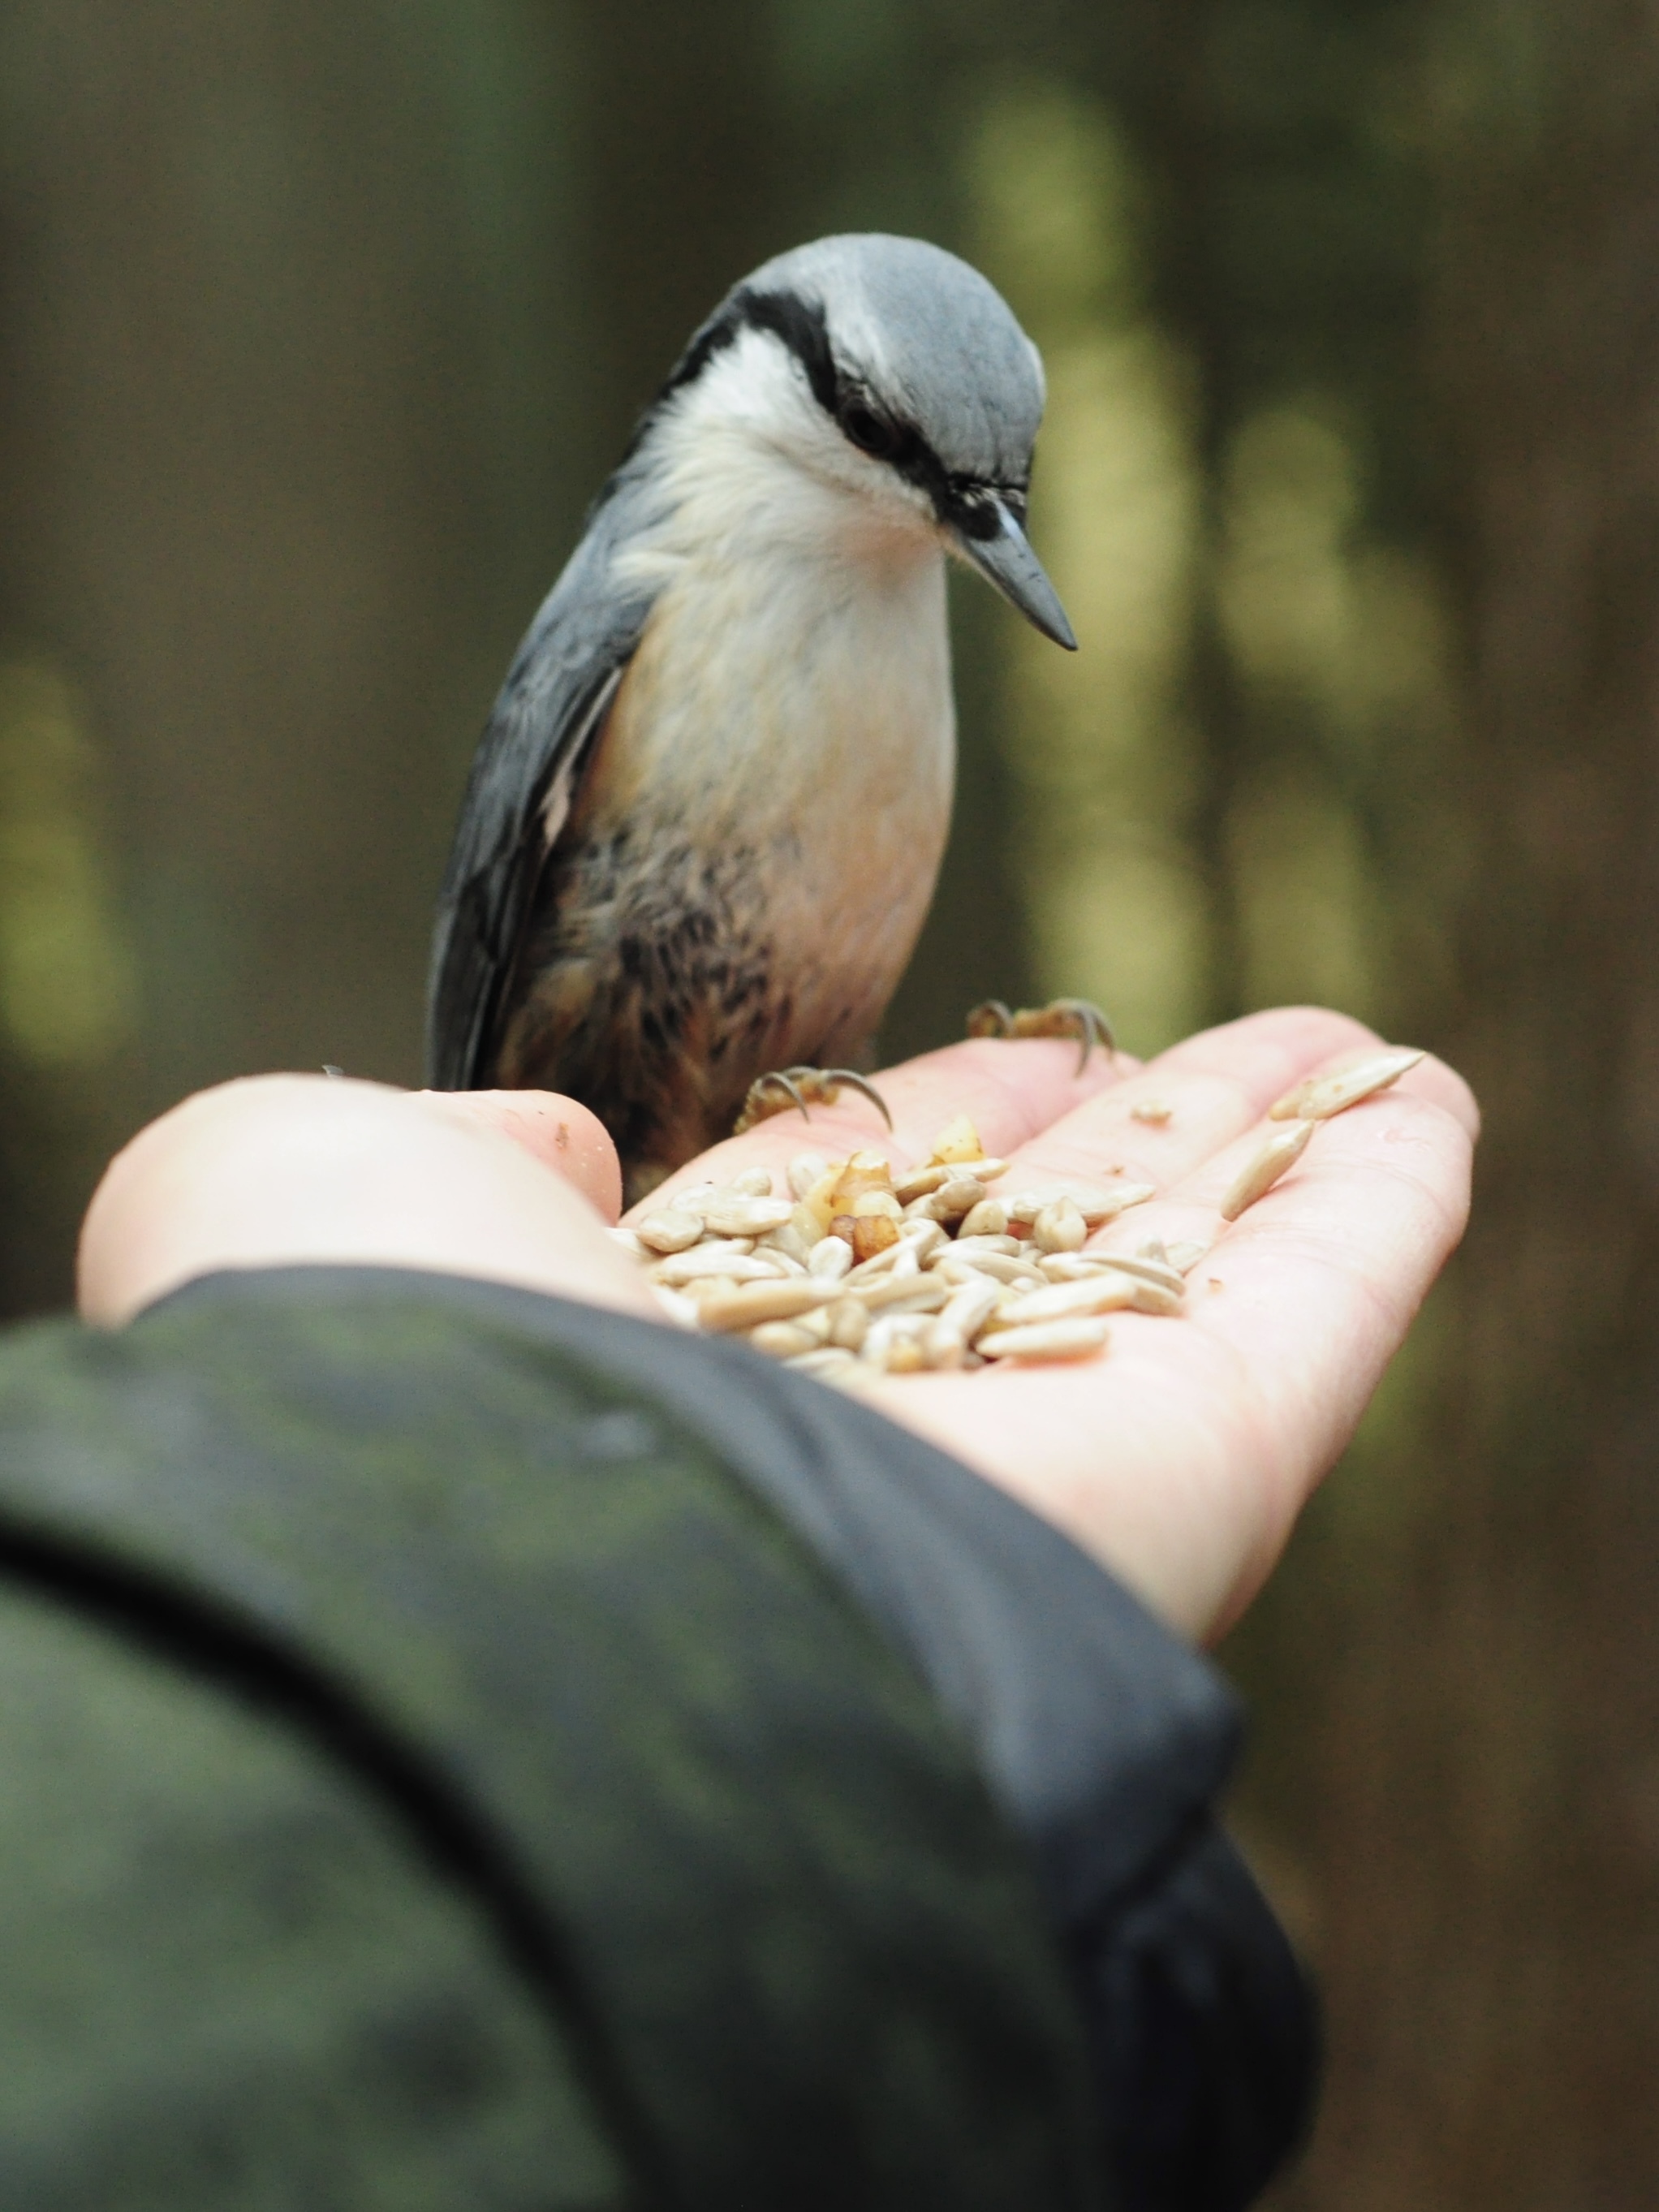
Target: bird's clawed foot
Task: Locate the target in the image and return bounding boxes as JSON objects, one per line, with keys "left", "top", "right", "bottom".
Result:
{"left": 966, "top": 996, "right": 1117, "bottom": 1076}
{"left": 733, "top": 1065, "right": 894, "bottom": 1136}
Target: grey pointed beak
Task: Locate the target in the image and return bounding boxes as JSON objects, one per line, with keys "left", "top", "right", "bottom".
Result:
{"left": 953, "top": 498, "right": 1077, "bottom": 650}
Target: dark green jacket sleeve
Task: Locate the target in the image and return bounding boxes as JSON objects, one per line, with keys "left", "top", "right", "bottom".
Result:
{"left": 0, "top": 1269, "right": 1105, "bottom": 2212}
{"left": 0, "top": 1266, "right": 1312, "bottom": 2211}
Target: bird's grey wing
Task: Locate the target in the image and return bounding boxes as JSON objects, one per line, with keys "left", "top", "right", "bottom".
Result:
{"left": 425, "top": 526, "right": 659, "bottom": 1090}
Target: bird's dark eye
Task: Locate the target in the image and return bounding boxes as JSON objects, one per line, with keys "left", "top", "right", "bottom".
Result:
{"left": 841, "top": 401, "right": 897, "bottom": 459}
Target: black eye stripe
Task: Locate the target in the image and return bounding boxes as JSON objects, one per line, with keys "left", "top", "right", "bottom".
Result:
{"left": 627, "top": 279, "right": 1032, "bottom": 537}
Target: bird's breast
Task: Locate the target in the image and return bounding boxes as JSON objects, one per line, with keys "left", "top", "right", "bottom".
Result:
{"left": 578, "top": 531, "right": 955, "bottom": 1051}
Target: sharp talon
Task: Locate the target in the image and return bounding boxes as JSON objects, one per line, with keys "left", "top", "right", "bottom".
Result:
{"left": 962, "top": 996, "right": 1117, "bottom": 1072}
{"left": 816, "top": 1067, "right": 894, "bottom": 1132}
{"left": 1044, "top": 996, "right": 1118, "bottom": 1073}
{"left": 966, "top": 999, "right": 1015, "bottom": 1041}
{"left": 733, "top": 1065, "right": 891, "bottom": 1136}
{"left": 735, "top": 1070, "right": 811, "bottom": 1134}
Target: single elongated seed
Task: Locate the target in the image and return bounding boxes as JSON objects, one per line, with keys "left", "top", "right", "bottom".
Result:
{"left": 1131, "top": 1099, "right": 1174, "bottom": 1124}
{"left": 1033, "top": 1199, "right": 1088, "bottom": 1254}
{"left": 826, "top": 1297, "right": 869, "bottom": 1352}
{"left": 864, "top": 1317, "right": 930, "bottom": 1372}
{"left": 931, "top": 1176, "right": 988, "bottom": 1222}
{"left": 759, "top": 1219, "right": 813, "bottom": 1267}
{"left": 985, "top": 1274, "right": 1141, "bottom": 1327}
{"left": 696, "top": 1279, "right": 837, "bottom": 1333}
{"left": 939, "top": 1280, "right": 1002, "bottom": 1343}
{"left": 748, "top": 1320, "right": 819, "bottom": 1359}
{"left": 894, "top": 1162, "right": 951, "bottom": 1205}
{"left": 654, "top": 1244, "right": 776, "bottom": 1286}
{"left": 652, "top": 1285, "right": 701, "bottom": 1329}
{"left": 636, "top": 1205, "right": 720, "bottom": 1253}
{"left": 699, "top": 1193, "right": 796, "bottom": 1237}
{"left": 1220, "top": 1119, "right": 1316, "bottom": 1220}
{"left": 732, "top": 1166, "right": 775, "bottom": 1197}
{"left": 957, "top": 1199, "right": 1009, "bottom": 1239}
{"left": 978, "top": 1316, "right": 1113, "bottom": 1363}
{"left": 787, "top": 1201, "right": 825, "bottom": 1249}
{"left": 794, "top": 1302, "right": 835, "bottom": 1344}
{"left": 788, "top": 1152, "right": 832, "bottom": 1200}
{"left": 1007, "top": 1183, "right": 1157, "bottom": 1227}
{"left": 1269, "top": 1048, "right": 1425, "bottom": 1123}
{"left": 950, "top": 1234, "right": 1022, "bottom": 1258}
{"left": 860, "top": 1271, "right": 949, "bottom": 1314}
{"left": 922, "top": 1322, "right": 970, "bottom": 1369}
{"left": 808, "top": 1236, "right": 854, "bottom": 1281}
{"left": 849, "top": 1247, "right": 916, "bottom": 1291}
{"left": 786, "top": 1347, "right": 862, "bottom": 1380}
{"left": 1127, "top": 1279, "right": 1183, "bottom": 1316}
{"left": 898, "top": 1218, "right": 947, "bottom": 1263}
{"left": 935, "top": 1250, "right": 1045, "bottom": 1287}
{"left": 609, "top": 1227, "right": 650, "bottom": 1259}
{"left": 1038, "top": 1253, "right": 1118, "bottom": 1282}
{"left": 1072, "top": 1250, "right": 1184, "bottom": 1294}
{"left": 860, "top": 1314, "right": 923, "bottom": 1365}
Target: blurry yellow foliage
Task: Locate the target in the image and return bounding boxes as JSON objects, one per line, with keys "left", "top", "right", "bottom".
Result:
{"left": 0, "top": 658, "right": 137, "bottom": 1070}
{"left": 965, "top": 80, "right": 1212, "bottom": 1054}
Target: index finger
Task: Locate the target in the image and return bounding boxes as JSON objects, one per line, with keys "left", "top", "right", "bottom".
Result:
{"left": 995, "top": 1007, "right": 1476, "bottom": 1229}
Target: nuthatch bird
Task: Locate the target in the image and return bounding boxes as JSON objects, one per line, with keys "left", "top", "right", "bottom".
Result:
{"left": 428, "top": 233, "right": 1096, "bottom": 1202}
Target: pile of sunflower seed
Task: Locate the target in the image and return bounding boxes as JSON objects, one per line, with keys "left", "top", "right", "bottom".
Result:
{"left": 610, "top": 1049, "right": 1422, "bottom": 1386}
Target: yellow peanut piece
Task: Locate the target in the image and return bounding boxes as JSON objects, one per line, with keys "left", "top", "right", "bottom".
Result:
{"left": 851, "top": 1188, "right": 902, "bottom": 1218}
{"left": 929, "top": 1115, "right": 985, "bottom": 1166}
{"left": 831, "top": 1150, "right": 895, "bottom": 1209}
{"left": 851, "top": 1213, "right": 900, "bottom": 1265}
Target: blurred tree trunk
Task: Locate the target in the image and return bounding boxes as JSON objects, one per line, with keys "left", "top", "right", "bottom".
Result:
{"left": 0, "top": 0, "right": 572, "bottom": 1316}
{"left": 1273, "top": 6, "right": 1659, "bottom": 2203}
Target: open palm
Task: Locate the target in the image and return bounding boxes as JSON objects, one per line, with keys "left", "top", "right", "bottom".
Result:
{"left": 634, "top": 1007, "right": 1476, "bottom": 1641}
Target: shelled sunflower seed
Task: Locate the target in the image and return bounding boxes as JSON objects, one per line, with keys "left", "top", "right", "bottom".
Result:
{"left": 609, "top": 1046, "right": 1426, "bottom": 1385}
{"left": 610, "top": 1121, "right": 1168, "bottom": 1379}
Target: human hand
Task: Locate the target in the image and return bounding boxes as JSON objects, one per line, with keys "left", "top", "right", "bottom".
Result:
{"left": 636, "top": 1007, "right": 1476, "bottom": 1643}
{"left": 78, "top": 1007, "right": 1474, "bottom": 1645}
{"left": 78, "top": 1074, "right": 656, "bottom": 1329}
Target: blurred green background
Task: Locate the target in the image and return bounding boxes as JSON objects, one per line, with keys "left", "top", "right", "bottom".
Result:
{"left": 2, "top": 0, "right": 1656, "bottom": 2201}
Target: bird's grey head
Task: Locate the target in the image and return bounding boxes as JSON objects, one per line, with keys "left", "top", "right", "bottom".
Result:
{"left": 639, "top": 234, "right": 1076, "bottom": 651}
